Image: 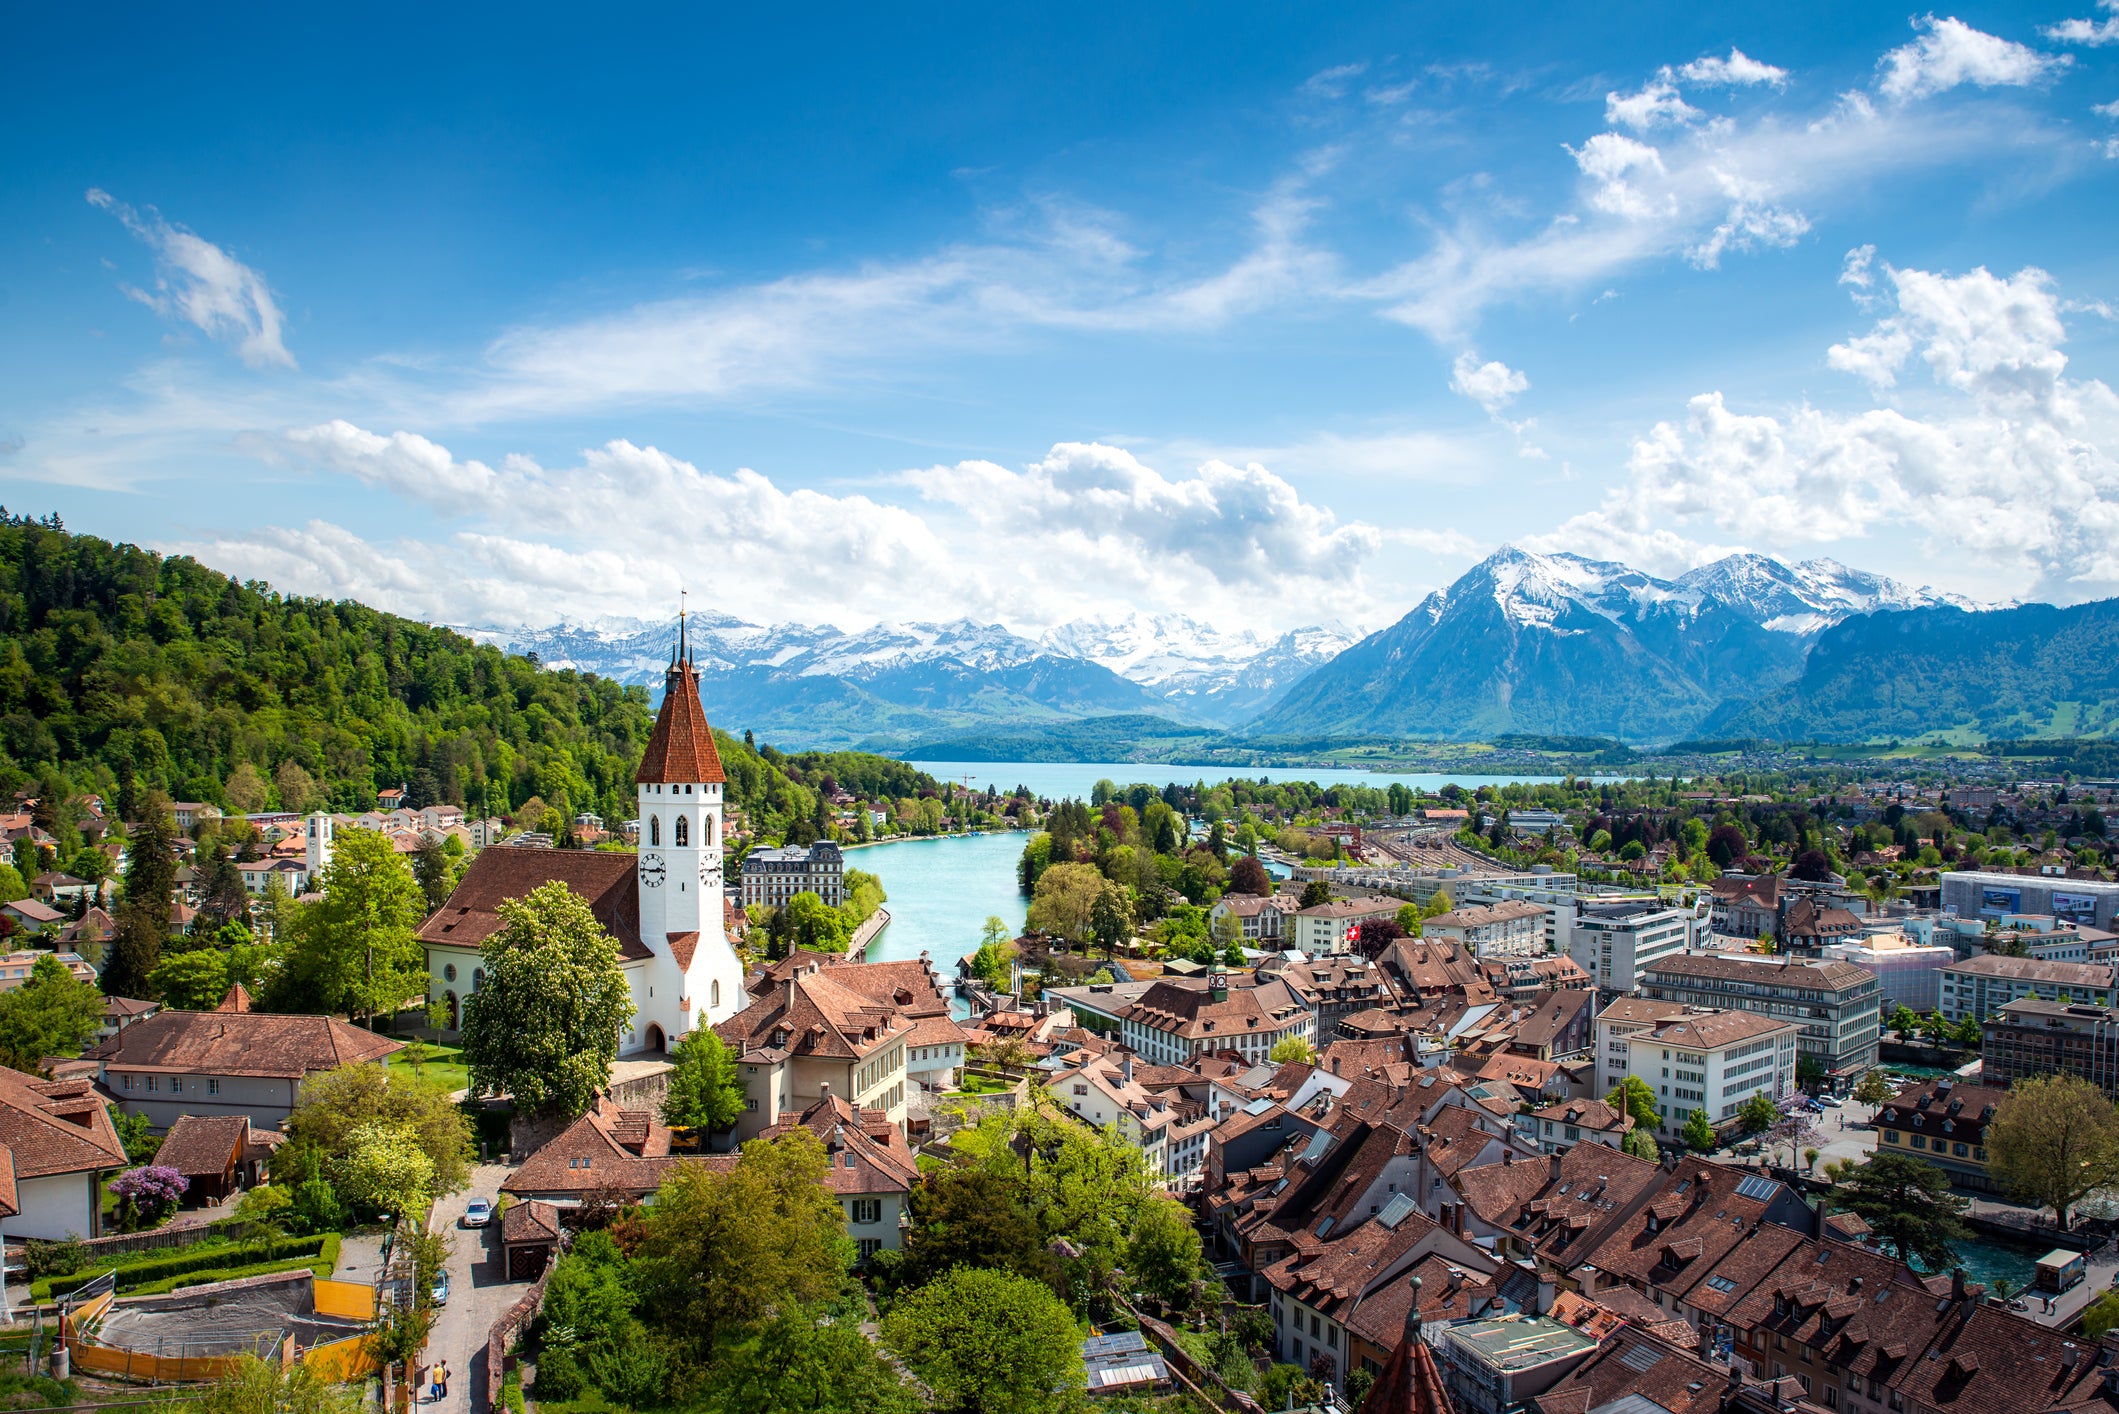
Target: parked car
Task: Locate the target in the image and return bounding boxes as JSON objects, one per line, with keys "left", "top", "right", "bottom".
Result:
{"left": 462, "top": 1198, "right": 492, "bottom": 1228}
{"left": 1817, "top": 1094, "right": 1844, "bottom": 1108}
{"left": 432, "top": 1272, "right": 450, "bottom": 1307}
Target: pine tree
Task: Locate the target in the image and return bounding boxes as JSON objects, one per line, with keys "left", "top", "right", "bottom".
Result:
{"left": 105, "top": 791, "right": 178, "bottom": 999}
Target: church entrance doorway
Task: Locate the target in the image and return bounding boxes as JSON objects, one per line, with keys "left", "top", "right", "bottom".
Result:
{"left": 643, "top": 1023, "right": 667, "bottom": 1053}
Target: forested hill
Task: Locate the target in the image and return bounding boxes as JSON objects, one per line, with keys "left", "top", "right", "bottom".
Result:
{"left": 0, "top": 513, "right": 938, "bottom": 835}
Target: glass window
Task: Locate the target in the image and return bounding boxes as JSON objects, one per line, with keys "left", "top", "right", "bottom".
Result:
{"left": 675, "top": 816, "right": 689, "bottom": 846}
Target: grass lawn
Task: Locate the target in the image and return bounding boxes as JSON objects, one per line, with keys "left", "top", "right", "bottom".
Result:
{"left": 388, "top": 1043, "right": 472, "bottom": 1093}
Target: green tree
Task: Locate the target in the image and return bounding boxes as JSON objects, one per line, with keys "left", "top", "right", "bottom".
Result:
{"left": 634, "top": 1129, "right": 847, "bottom": 1358}
{"left": 1610, "top": 1076, "right": 1660, "bottom": 1134}
{"left": 333, "top": 1122, "right": 436, "bottom": 1220}
{"left": 663, "top": 1027, "right": 744, "bottom": 1135}
{"left": 273, "top": 828, "right": 426, "bottom": 1025}
{"left": 1621, "top": 1127, "right": 1660, "bottom": 1161}
{"left": 1985, "top": 1073, "right": 2119, "bottom": 1229}
{"left": 1269, "top": 1035, "right": 1315, "bottom": 1065}
{"left": 1395, "top": 902, "right": 1424, "bottom": 936}
{"left": 1126, "top": 1195, "right": 1203, "bottom": 1306}
{"left": 1419, "top": 889, "right": 1455, "bottom": 919}
{"left": 149, "top": 947, "right": 230, "bottom": 1011}
{"left": 882, "top": 1266, "right": 1086, "bottom": 1414}
{"left": 786, "top": 891, "right": 850, "bottom": 952}
{"left": 460, "top": 881, "right": 635, "bottom": 1118}
{"left": 283, "top": 1063, "right": 474, "bottom": 1198}
{"left": 1298, "top": 881, "right": 1331, "bottom": 909}
{"left": 0, "top": 954, "right": 103, "bottom": 1074}
{"left": 902, "top": 1164, "right": 1060, "bottom": 1291}
{"left": 1026, "top": 863, "right": 1104, "bottom": 944}
{"left": 1090, "top": 885, "right": 1133, "bottom": 958}
{"left": 1889, "top": 1004, "right": 1920, "bottom": 1041}
{"left": 412, "top": 838, "right": 452, "bottom": 913}
{"left": 0, "top": 862, "right": 24, "bottom": 906}
{"left": 105, "top": 790, "right": 178, "bottom": 998}
{"left": 1853, "top": 1069, "right": 1896, "bottom": 1106}
{"left": 1738, "top": 1091, "right": 1780, "bottom": 1134}
{"left": 1831, "top": 1153, "right": 1968, "bottom": 1268}
{"left": 1682, "top": 1108, "right": 1717, "bottom": 1153}
{"left": 707, "top": 1314, "right": 921, "bottom": 1414}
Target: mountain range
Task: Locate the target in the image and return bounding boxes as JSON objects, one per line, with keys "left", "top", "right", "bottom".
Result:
{"left": 476, "top": 547, "right": 2106, "bottom": 753}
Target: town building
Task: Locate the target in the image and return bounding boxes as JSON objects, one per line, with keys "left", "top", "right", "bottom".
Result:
{"left": 1260, "top": 955, "right": 1402, "bottom": 1038}
{"left": 1293, "top": 896, "right": 1405, "bottom": 955}
{"left": 87, "top": 985, "right": 401, "bottom": 1129}
{"left": 0, "top": 951, "right": 96, "bottom": 991}
{"left": 751, "top": 951, "right": 968, "bottom": 1095}
{"left": 1778, "top": 896, "right": 1866, "bottom": 955}
{"left": 1591, "top": 997, "right": 1693, "bottom": 1099}
{"left": 716, "top": 955, "right": 913, "bottom": 1141}
{"left": 1513, "top": 1097, "right": 1630, "bottom": 1155}
{"left": 1042, "top": 1049, "right": 1191, "bottom": 1177}
{"left": 1709, "top": 874, "right": 1784, "bottom": 940}
{"left": 0, "top": 1069, "right": 126, "bottom": 1241}
{"left": 1938, "top": 954, "right": 2119, "bottom": 1024}
{"left": 1420, "top": 902, "right": 1546, "bottom": 958}
{"left": 1941, "top": 869, "right": 2119, "bottom": 927}
{"left": 756, "top": 1093, "right": 920, "bottom": 1260}
{"left": 1436, "top": 1315, "right": 1599, "bottom": 1414}
{"left": 1208, "top": 891, "right": 1301, "bottom": 943}
{"left": 419, "top": 644, "right": 750, "bottom": 1054}
{"left": 1821, "top": 931, "right": 1955, "bottom": 1014}
{"left": 1873, "top": 1078, "right": 2005, "bottom": 1192}
{"left": 1981, "top": 998, "right": 2119, "bottom": 1098}
{"left": 1567, "top": 902, "right": 1688, "bottom": 993}
{"left": 740, "top": 840, "right": 847, "bottom": 910}
{"left": 1117, "top": 974, "right": 1314, "bottom": 1066}
{"left": 1620, "top": 1009, "right": 1800, "bottom": 1137}
{"left": 1634, "top": 953, "right": 1881, "bottom": 1081}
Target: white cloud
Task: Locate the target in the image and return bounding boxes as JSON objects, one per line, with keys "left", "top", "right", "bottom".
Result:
{"left": 1679, "top": 49, "right": 1790, "bottom": 87}
{"left": 2045, "top": 0, "right": 2119, "bottom": 46}
{"left": 1449, "top": 352, "right": 1530, "bottom": 413}
{"left": 1571, "top": 133, "right": 1670, "bottom": 218}
{"left": 86, "top": 190, "right": 294, "bottom": 369}
{"left": 215, "top": 426, "right": 1397, "bottom": 633}
{"left": 1877, "top": 16, "right": 2069, "bottom": 102}
{"left": 2096, "top": 99, "right": 2119, "bottom": 117}
{"left": 1839, "top": 244, "right": 1878, "bottom": 289}
{"left": 1540, "top": 261, "right": 2119, "bottom": 601}
{"left": 1303, "top": 62, "right": 1368, "bottom": 98}
{"left": 1606, "top": 78, "right": 1701, "bottom": 132}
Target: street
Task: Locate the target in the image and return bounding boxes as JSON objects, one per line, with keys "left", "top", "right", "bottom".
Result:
{"left": 418, "top": 1164, "right": 522, "bottom": 1414}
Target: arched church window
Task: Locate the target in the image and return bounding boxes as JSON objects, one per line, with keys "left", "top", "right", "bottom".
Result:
{"left": 676, "top": 816, "right": 689, "bottom": 846}
{"left": 711, "top": 979, "right": 721, "bottom": 1007}
{"left": 650, "top": 816, "right": 661, "bottom": 846}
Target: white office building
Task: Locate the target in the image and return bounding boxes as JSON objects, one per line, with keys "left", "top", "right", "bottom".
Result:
{"left": 1568, "top": 901, "right": 1689, "bottom": 993}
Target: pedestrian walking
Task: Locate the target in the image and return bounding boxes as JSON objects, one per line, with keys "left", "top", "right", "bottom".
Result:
{"left": 440, "top": 1361, "right": 450, "bottom": 1400}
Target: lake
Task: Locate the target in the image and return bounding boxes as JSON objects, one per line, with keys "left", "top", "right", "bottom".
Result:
{"left": 908, "top": 760, "right": 1574, "bottom": 800}
{"left": 855, "top": 831, "right": 1032, "bottom": 979}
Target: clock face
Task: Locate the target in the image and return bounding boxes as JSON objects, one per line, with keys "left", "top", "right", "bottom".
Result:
{"left": 640, "top": 852, "right": 666, "bottom": 888}
{"left": 698, "top": 854, "right": 718, "bottom": 885}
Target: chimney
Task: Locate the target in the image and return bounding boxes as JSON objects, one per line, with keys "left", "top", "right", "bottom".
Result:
{"left": 1504, "top": 1149, "right": 1513, "bottom": 1166}
{"left": 1952, "top": 1268, "right": 1967, "bottom": 1304}
{"left": 1549, "top": 1152, "right": 1564, "bottom": 1182}
{"left": 1122, "top": 1051, "right": 1135, "bottom": 1087}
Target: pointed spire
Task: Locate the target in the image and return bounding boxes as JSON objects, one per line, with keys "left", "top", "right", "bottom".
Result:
{"left": 1357, "top": 1274, "right": 1454, "bottom": 1414}
{"left": 679, "top": 589, "right": 689, "bottom": 667}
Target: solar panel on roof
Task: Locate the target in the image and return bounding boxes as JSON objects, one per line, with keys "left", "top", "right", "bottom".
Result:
{"left": 1377, "top": 1192, "right": 1418, "bottom": 1229}
{"left": 1617, "top": 1343, "right": 1666, "bottom": 1372}
{"left": 1735, "top": 1175, "right": 1779, "bottom": 1201}
{"left": 1302, "top": 1129, "right": 1334, "bottom": 1162}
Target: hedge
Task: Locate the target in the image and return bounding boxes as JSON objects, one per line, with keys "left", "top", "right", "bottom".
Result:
{"left": 37, "top": 1235, "right": 329, "bottom": 1300}
{"left": 120, "top": 1235, "right": 341, "bottom": 1299}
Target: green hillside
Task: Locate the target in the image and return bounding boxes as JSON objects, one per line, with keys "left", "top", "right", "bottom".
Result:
{"left": 0, "top": 512, "right": 933, "bottom": 838}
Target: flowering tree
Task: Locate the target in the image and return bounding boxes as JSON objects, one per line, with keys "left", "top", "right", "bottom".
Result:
{"left": 334, "top": 1122, "right": 437, "bottom": 1221}
{"left": 110, "top": 1165, "right": 188, "bottom": 1230}
{"left": 1767, "top": 1105, "right": 1819, "bottom": 1170}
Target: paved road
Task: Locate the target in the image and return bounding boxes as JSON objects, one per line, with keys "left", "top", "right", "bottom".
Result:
{"left": 418, "top": 1165, "right": 521, "bottom": 1414}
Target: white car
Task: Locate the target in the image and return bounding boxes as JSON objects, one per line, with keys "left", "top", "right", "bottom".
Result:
{"left": 462, "top": 1198, "right": 492, "bottom": 1228}
{"left": 1817, "top": 1094, "right": 1844, "bottom": 1107}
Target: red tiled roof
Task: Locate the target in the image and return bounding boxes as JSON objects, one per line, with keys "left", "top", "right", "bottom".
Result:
{"left": 1356, "top": 1276, "right": 1455, "bottom": 1414}
{"left": 634, "top": 661, "right": 726, "bottom": 785}
{"left": 417, "top": 847, "right": 649, "bottom": 962}
{"left": 502, "top": 1093, "right": 681, "bottom": 1199}
{"left": 503, "top": 1198, "right": 563, "bottom": 1245}
{"left": 0, "top": 1071, "right": 126, "bottom": 1181}
{"left": 89, "top": 1010, "right": 400, "bottom": 1080}
{"left": 154, "top": 1113, "right": 248, "bottom": 1179}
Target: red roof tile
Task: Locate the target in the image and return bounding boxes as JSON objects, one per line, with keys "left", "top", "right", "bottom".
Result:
{"left": 634, "top": 661, "right": 726, "bottom": 785}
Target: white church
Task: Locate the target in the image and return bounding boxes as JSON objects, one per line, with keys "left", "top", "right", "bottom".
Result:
{"left": 415, "top": 642, "right": 750, "bottom": 1051}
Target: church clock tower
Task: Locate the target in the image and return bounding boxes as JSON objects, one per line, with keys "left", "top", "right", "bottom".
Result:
{"left": 632, "top": 611, "right": 747, "bottom": 1041}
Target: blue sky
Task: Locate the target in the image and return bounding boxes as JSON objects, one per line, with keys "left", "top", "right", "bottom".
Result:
{"left": 4, "top": 2, "right": 2118, "bottom": 636}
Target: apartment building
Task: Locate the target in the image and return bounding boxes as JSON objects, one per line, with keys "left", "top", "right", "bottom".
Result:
{"left": 1592, "top": 997, "right": 1692, "bottom": 1099}
{"left": 1821, "top": 931, "right": 1955, "bottom": 1013}
{"left": 1420, "top": 901, "right": 1546, "bottom": 957}
{"left": 1938, "top": 954, "right": 2119, "bottom": 1024}
{"left": 740, "top": 840, "right": 846, "bottom": 909}
{"left": 1873, "top": 1078, "right": 2004, "bottom": 1192}
{"left": 1567, "top": 901, "right": 1689, "bottom": 993}
{"left": 1942, "top": 869, "right": 2119, "bottom": 927}
{"left": 1623, "top": 1009, "right": 1800, "bottom": 1137}
{"left": 1634, "top": 952, "right": 1881, "bottom": 1080}
{"left": 1292, "top": 896, "right": 1404, "bottom": 954}
{"left": 1982, "top": 998, "right": 2119, "bottom": 1098}
{"left": 1118, "top": 974, "right": 1314, "bottom": 1066}
{"left": 1207, "top": 891, "right": 1300, "bottom": 943}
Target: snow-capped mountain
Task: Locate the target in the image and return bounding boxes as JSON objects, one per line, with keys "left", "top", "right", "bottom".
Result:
{"left": 1253, "top": 546, "right": 1987, "bottom": 744}
{"left": 1039, "top": 612, "right": 1359, "bottom": 725}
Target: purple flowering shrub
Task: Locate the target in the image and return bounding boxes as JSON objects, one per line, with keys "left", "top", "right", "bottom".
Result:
{"left": 110, "top": 1164, "right": 188, "bottom": 1229}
